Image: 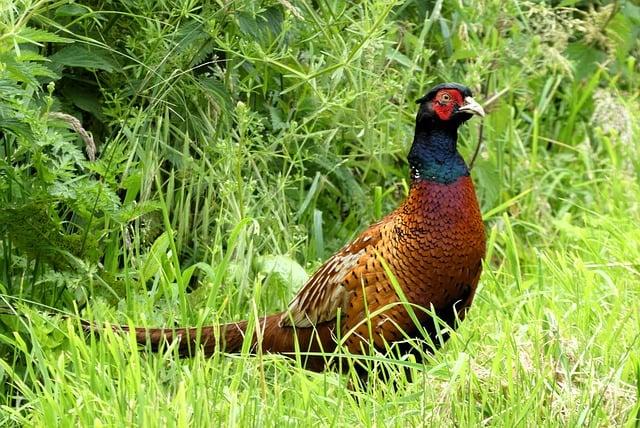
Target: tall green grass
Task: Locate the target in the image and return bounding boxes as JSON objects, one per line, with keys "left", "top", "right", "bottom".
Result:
{"left": 1, "top": 0, "right": 639, "bottom": 425}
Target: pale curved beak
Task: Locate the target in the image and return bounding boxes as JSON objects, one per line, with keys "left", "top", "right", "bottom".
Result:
{"left": 458, "top": 96, "right": 485, "bottom": 117}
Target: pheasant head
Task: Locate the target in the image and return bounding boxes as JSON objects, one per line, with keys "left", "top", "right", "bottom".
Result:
{"left": 415, "top": 82, "right": 485, "bottom": 127}
{"left": 409, "top": 83, "right": 485, "bottom": 183}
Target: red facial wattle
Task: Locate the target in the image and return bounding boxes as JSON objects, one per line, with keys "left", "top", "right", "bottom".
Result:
{"left": 432, "top": 89, "right": 465, "bottom": 121}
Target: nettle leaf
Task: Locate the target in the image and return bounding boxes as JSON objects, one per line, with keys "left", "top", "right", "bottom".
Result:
{"left": 0, "top": 53, "right": 58, "bottom": 85}
{"left": 260, "top": 6, "right": 284, "bottom": 38}
{"left": 0, "top": 79, "right": 23, "bottom": 97}
{"left": 189, "top": 39, "right": 218, "bottom": 69}
{"left": 236, "top": 6, "right": 284, "bottom": 43}
{"left": 50, "top": 44, "right": 118, "bottom": 72}
{"left": 268, "top": 106, "right": 286, "bottom": 130}
{"left": 114, "top": 200, "right": 162, "bottom": 224}
{"left": 55, "top": 4, "right": 92, "bottom": 17}
{"left": 607, "top": 13, "right": 638, "bottom": 60}
{"left": 0, "top": 118, "right": 34, "bottom": 140}
{"left": 236, "top": 11, "right": 260, "bottom": 39}
{"left": 16, "top": 27, "right": 73, "bottom": 45}
{"left": 173, "top": 20, "right": 207, "bottom": 50}
{"left": 198, "top": 76, "right": 233, "bottom": 119}
{"left": 27, "top": 62, "right": 59, "bottom": 79}
{"left": 16, "top": 50, "right": 49, "bottom": 62}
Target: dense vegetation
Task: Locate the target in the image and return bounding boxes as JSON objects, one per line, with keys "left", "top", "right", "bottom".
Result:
{"left": 1, "top": 0, "right": 639, "bottom": 425}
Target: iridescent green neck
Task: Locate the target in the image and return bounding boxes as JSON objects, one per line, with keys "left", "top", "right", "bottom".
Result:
{"left": 408, "top": 127, "right": 469, "bottom": 184}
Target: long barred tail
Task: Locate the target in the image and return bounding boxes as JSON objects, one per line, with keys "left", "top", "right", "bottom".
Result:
{"left": 80, "top": 313, "right": 337, "bottom": 371}
{"left": 82, "top": 317, "right": 254, "bottom": 356}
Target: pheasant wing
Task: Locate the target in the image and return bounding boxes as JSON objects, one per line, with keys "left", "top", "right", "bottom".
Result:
{"left": 279, "top": 223, "right": 383, "bottom": 327}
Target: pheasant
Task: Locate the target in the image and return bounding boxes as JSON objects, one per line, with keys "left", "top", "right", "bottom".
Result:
{"left": 86, "top": 83, "right": 486, "bottom": 375}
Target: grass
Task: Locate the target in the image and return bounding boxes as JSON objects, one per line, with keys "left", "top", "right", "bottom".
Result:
{"left": 1, "top": 0, "right": 639, "bottom": 426}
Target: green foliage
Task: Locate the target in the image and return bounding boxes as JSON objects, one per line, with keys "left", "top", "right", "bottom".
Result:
{"left": 0, "top": 0, "right": 639, "bottom": 425}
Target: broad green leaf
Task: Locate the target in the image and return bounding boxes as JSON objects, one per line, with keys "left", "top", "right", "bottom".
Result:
{"left": 61, "top": 81, "right": 103, "bottom": 117}
{"left": 16, "top": 27, "right": 73, "bottom": 44}
{"left": 565, "top": 42, "right": 606, "bottom": 81}
{"left": 255, "top": 255, "right": 308, "bottom": 292}
{"left": 385, "top": 47, "right": 420, "bottom": 71}
{"left": 50, "top": 45, "right": 118, "bottom": 72}
{"left": 141, "top": 232, "right": 170, "bottom": 283}
{"left": 55, "top": 4, "right": 92, "bottom": 17}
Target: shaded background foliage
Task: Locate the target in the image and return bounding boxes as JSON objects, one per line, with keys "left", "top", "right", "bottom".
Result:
{"left": 2, "top": 0, "right": 636, "bottom": 302}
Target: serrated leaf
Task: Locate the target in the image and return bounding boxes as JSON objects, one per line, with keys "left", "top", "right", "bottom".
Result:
{"left": 236, "top": 6, "right": 283, "bottom": 43}
{"left": 173, "top": 20, "right": 207, "bottom": 49}
{"left": 16, "top": 51, "right": 49, "bottom": 62}
{"left": 189, "top": 39, "right": 218, "bottom": 68}
{"left": 259, "top": 6, "right": 284, "bottom": 38}
{"left": 114, "top": 201, "right": 161, "bottom": 224}
{"left": 198, "top": 76, "right": 233, "bottom": 113}
{"left": 236, "top": 12, "right": 260, "bottom": 39}
{"left": 55, "top": 4, "right": 92, "bottom": 17}
{"left": 16, "top": 27, "right": 73, "bottom": 44}
{"left": 607, "top": 14, "right": 637, "bottom": 60}
{"left": 50, "top": 45, "right": 118, "bottom": 72}
{"left": 0, "top": 79, "right": 24, "bottom": 98}
{"left": 0, "top": 118, "right": 34, "bottom": 140}
{"left": 2, "top": 58, "right": 56, "bottom": 86}
{"left": 269, "top": 106, "right": 286, "bottom": 130}
{"left": 26, "top": 62, "right": 58, "bottom": 79}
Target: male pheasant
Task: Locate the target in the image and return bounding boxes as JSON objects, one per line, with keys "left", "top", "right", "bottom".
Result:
{"left": 87, "top": 83, "right": 486, "bottom": 375}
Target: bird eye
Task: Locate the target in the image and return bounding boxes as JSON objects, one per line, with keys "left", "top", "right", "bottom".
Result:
{"left": 440, "top": 93, "right": 451, "bottom": 102}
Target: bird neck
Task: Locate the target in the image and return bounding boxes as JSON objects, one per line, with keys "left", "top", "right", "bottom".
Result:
{"left": 408, "top": 126, "right": 469, "bottom": 184}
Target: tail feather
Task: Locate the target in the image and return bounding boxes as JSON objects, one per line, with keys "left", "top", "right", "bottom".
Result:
{"left": 81, "top": 313, "right": 337, "bottom": 372}
{"left": 81, "top": 318, "right": 249, "bottom": 356}
{"left": 125, "top": 322, "right": 249, "bottom": 356}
